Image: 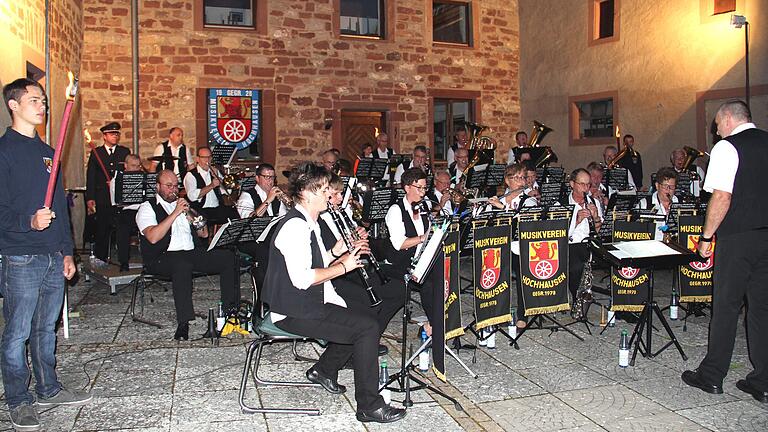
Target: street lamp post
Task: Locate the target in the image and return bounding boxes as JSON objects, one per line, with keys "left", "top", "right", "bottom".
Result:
{"left": 731, "top": 14, "right": 750, "bottom": 110}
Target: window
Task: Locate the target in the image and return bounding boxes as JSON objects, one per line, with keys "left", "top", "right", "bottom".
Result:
{"left": 713, "top": 0, "right": 736, "bottom": 14}
{"left": 340, "top": 0, "right": 385, "bottom": 38}
{"left": 433, "top": 99, "right": 472, "bottom": 160}
{"left": 203, "top": 0, "right": 255, "bottom": 29}
{"left": 569, "top": 92, "right": 618, "bottom": 146}
{"left": 433, "top": 2, "right": 471, "bottom": 45}
{"left": 589, "top": 0, "right": 619, "bottom": 45}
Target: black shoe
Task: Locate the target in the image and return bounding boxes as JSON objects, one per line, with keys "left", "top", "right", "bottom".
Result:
{"left": 173, "top": 322, "right": 189, "bottom": 341}
{"left": 356, "top": 405, "right": 407, "bottom": 423}
{"left": 681, "top": 370, "right": 723, "bottom": 394}
{"left": 306, "top": 368, "right": 346, "bottom": 394}
{"left": 378, "top": 344, "right": 389, "bottom": 356}
{"left": 119, "top": 263, "right": 129, "bottom": 272}
{"left": 736, "top": 379, "right": 768, "bottom": 403}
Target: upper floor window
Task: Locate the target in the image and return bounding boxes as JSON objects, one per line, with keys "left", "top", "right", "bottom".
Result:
{"left": 589, "top": 0, "right": 619, "bottom": 45}
{"left": 569, "top": 91, "right": 618, "bottom": 146}
{"left": 204, "top": 0, "right": 255, "bottom": 29}
{"left": 713, "top": 0, "right": 736, "bottom": 15}
{"left": 433, "top": 2, "right": 471, "bottom": 46}
{"left": 340, "top": 0, "right": 385, "bottom": 38}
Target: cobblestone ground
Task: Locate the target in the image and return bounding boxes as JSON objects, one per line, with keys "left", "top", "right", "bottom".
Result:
{"left": 1, "top": 259, "right": 766, "bottom": 431}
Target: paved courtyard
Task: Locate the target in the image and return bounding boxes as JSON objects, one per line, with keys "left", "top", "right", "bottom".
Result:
{"left": 1, "top": 259, "right": 766, "bottom": 431}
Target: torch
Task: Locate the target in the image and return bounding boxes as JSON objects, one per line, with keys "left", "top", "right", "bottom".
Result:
{"left": 44, "top": 71, "right": 79, "bottom": 208}
{"left": 615, "top": 125, "right": 621, "bottom": 148}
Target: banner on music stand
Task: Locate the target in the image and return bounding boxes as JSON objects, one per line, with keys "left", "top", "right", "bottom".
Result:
{"left": 472, "top": 225, "right": 512, "bottom": 329}
{"left": 443, "top": 231, "right": 463, "bottom": 340}
{"left": 677, "top": 215, "right": 714, "bottom": 303}
{"left": 519, "top": 219, "right": 570, "bottom": 316}
{"left": 610, "top": 220, "right": 654, "bottom": 312}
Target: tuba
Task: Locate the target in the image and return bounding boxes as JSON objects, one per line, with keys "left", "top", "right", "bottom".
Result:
{"left": 534, "top": 147, "right": 557, "bottom": 168}
{"left": 463, "top": 122, "right": 496, "bottom": 175}
{"left": 529, "top": 121, "right": 553, "bottom": 147}
{"left": 682, "top": 146, "right": 709, "bottom": 172}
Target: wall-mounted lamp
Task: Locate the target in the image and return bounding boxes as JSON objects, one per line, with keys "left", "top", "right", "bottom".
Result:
{"left": 730, "top": 14, "right": 750, "bottom": 109}
{"left": 324, "top": 116, "right": 333, "bottom": 130}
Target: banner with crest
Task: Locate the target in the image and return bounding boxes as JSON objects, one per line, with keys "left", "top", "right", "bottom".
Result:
{"left": 677, "top": 215, "right": 714, "bottom": 302}
{"left": 518, "top": 219, "right": 570, "bottom": 316}
{"left": 443, "top": 231, "right": 463, "bottom": 340}
{"left": 611, "top": 220, "right": 654, "bottom": 312}
{"left": 207, "top": 88, "right": 260, "bottom": 150}
{"left": 473, "top": 225, "right": 512, "bottom": 329}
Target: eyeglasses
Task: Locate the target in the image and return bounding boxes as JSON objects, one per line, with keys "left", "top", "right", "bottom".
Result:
{"left": 198, "top": 155, "right": 212, "bottom": 159}
{"left": 259, "top": 174, "right": 277, "bottom": 180}
{"left": 573, "top": 181, "right": 590, "bottom": 187}
{"left": 506, "top": 175, "right": 525, "bottom": 180}
{"left": 408, "top": 184, "right": 429, "bottom": 192}
{"left": 658, "top": 183, "right": 676, "bottom": 191}
{"left": 160, "top": 182, "right": 178, "bottom": 188}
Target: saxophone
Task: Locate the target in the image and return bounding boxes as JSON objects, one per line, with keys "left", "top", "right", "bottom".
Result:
{"left": 572, "top": 193, "right": 596, "bottom": 320}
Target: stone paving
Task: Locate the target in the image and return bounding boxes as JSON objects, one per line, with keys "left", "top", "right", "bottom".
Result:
{"left": 1, "top": 260, "right": 766, "bottom": 431}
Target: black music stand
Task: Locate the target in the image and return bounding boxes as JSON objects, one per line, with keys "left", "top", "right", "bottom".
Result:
{"left": 115, "top": 172, "right": 158, "bottom": 206}
{"left": 355, "top": 157, "right": 388, "bottom": 182}
{"left": 211, "top": 143, "right": 237, "bottom": 167}
{"left": 590, "top": 238, "right": 698, "bottom": 365}
{"left": 382, "top": 226, "right": 464, "bottom": 411}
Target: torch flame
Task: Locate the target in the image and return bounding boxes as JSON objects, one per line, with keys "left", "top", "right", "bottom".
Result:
{"left": 374, "top": 127, "right": 380, "bottom": 138}
{"left": 65, "top": 71, "right": 79, "bottom": 101}
{"left": 83, "top": 129, "right": 92, "bottom": 144}
{"left": 615, "top": 125, "right": 620, "bottom": 138}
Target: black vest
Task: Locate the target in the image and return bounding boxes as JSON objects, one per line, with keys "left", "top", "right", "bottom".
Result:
{"left": 263, "top": 209, "right": 327, "bottom": 319}
{"left": 158, "top": 141, "right": 188, "bottom": 174}
{"left": 718, "top": 127, "right": 768, "bottom": 237}
{"left": 246, "top": 188, "right": 281, "bottom": 216}
{"left": 139, "top": 201, "right": 173, "bottom": 266}
{"left": 318, "top": 213, "right": 340, "bottom": 249}
{"left": 387, "top": 200, "right": 429, "bottom": 271}
{"left": 189, "top": 168, "right": 222, "bottom": 208}
{"left": 373, "top": 147, "right": 393, "bottom": 159}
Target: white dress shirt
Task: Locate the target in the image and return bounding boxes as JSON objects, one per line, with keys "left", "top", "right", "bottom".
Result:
{"left": 152, "top": 143, "right": 194, "bottom": 176}
{"left": 235, "top": 185, "right": 287, "bottom": 219}
{"left": 386, "top": 197, "right": 426, "bottom": 256}
{"left": 393, "top": 161, "right": 416, "bottom": 184}
{"left": 183, "top": 166, "right": 220, "bottom": 208}
{"left": 271, "top": 205, "right": 347, "bottom": 321}
{"left": 568, "top": 193, "right": 603, "bottom": 244}
{"left": 638, "top": 191, "right": 679, "bottom": 240}
{"left": 136, "top": 195, "right": 195, "bottom": 251}
{"left": 433, "top": 189, "right": 453, "bottom": 215}
{"left": 704, "top": 123, "right": 755, "bottom": 194}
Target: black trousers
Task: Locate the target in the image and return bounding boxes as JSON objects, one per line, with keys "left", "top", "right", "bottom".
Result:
{"left": 276, "top": 300, "right": 384, "bottom": 412}
{"left": 698, "top": 230, "right": 768, "bottom": 389}
{"left": 568, "top": 243, "right": 590, "bottom": 300}
{"left": 238, "top": 241, "right": 269, "bottom": 297}
{"left": 334, "top": 271, "right": 407, "bottom": 333}
{"left": 94, "top": 204, "right": 117, "bottom": 261}
{"left": 116, "top": 209, "right": 137, "bottom": 266}
{"left": 146, "top": 248, "right": 240, "bottom": 323}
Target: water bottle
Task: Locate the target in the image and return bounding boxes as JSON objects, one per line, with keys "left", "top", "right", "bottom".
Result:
{"left": 670, "top": 288, "right": 679, "bottom": 320}
{"left": 508, "top": 308, "right": 518, "bottom": 339}
{"left": 378, "top": 359, "right": 391, "bottom": 404}
{"left": 216, "top": 301, "right": 226, "bottom": 331}
{"left": 607, "top": 302, "right": 615, "bottom": 327}
{"left": 618, "top": 329, "right": 630, "bottom": 368}
{"left": 486, "top": 326, "right": 496, "bottom": 349}
{"left": 478, "top": 328, "right": 488, "bottom": 346}
{"left": 418, "top": 328, "right": 430, "bottom": 372}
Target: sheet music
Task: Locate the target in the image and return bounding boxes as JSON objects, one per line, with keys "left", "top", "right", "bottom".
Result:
{"left": 411, "top": 226, "right": 446, "bottom": 284}
{"left": 257, "top": 216, "right": 285, "bottom": 242}
{"left": 207, "top": 220, "right": 232, "bottom": 251}
{"left": 611, "top": 240, "right": 682, "bottom": 259}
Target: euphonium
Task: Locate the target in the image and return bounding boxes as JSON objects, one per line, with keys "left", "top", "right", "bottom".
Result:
{"left": 607, "top": 146, "right": 632, "bottom": 169}
{"left": 529, "top": 120, "right": 553, "bottom": 147}
{"left": 463, "top": 121, "right": 495, "bottom": 175}
{"left": 682, "top": 146, "right": 709, "bottom": 172}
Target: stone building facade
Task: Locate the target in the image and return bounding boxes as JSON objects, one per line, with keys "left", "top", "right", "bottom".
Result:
{"left": 519, "top": 0, "right": 767, "bottom": 181}
{"left": 81, "top": 0, "right": 522, "bottom": 173}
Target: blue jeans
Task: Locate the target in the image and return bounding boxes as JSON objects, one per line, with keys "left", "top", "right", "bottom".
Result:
{"left": 0, "top": 253, "right": 64, "bottom": 408}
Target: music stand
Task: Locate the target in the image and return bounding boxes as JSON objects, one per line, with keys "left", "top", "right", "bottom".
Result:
{"left": 115, "top": 172, "right": 157, "bottom": 205}
{"left": 382, "top": 225, "right": 464, "bottom": 411}
{"left": 211, "top": 143, "right": 237, "bottom": 167}
{"left": 590, "top": 238, "right": 699, "bottom": 364}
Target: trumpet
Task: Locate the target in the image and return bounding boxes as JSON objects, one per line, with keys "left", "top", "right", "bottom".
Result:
{"left": 327, "top": 202, "right": 382, "bottom": 307}
{"left": 274, "top": 187, "right": 294, "bottom": 209}
{"left": 169, "top": 191, "right": 207, "bottom": 230}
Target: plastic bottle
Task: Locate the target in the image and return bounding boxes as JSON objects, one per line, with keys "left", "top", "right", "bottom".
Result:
{"left": 670, "top": 288, "right": 679, "bottom": 320}
{"left": 379, "top": 359, "right": 391, "bottom": 404}
{"left": 486, "top": 326, "right": 496, "bottom": 349}
{"left": 478, "top": 328, "right": 488, "bottom": 346}
{"left": 418, "top": 328, "right": 430, "bottom": 372}
{"left": 508, "top": 308, "right": 518, "bottom": 339}
{"left": 216, "top": 301, "right": 226, "bottom": 331}
{"left": 607, "top": 302, "right": 615, "bottom": 327}
{"left": 618, "top": 329, "right": 630, "bottom": 368}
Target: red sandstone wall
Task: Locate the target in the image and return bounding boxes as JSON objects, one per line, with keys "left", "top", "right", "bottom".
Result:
{"left": 81, "top": 0, "right": 520, "bottom": 173}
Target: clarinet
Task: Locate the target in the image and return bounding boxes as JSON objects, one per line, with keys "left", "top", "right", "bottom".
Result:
{"left": 583, "top": 193, "right": 598, "bottom": 238}
{"left": 338, "top": 207, "right": 390, "bottom": 284}
{"left": 327, "top": 203, "right": 382, "bottom": 307}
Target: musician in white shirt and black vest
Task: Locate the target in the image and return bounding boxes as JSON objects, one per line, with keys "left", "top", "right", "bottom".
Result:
{"left": 85, "top": 122, "right": 131, "bottom": 265}
{"left": 182, "top": 147, "right": 238, "bottom": 224}
{"left": 150, "top": 127, "right": 194, "bottom": 176}
{"left": 136, "top": 170, "right": 240, "bottom": 341}
{"left": 565, "top": 168, "right": 603, "bottom": 301}
{"left": 263, "top": 162, "right": 406, "bottom": 423}
{"left": 636, "top": 167, "right": 679, "bottom": 241}
{"left": 683, "top": 101, "right": 768, "bottom": 403}
{"left": 392, "top": 145, "right": 428, "bottom": 185}
{"left": 384, "top": 168, "right": 439, "bottom": 336}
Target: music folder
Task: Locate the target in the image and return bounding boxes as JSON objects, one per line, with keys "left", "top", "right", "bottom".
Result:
{"left": 589, "top": 238, "right": 700, "bottom": 269}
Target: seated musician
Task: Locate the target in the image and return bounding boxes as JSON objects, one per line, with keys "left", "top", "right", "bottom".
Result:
{"left": 384, "top": 168, "right": 439, "bottom": 336}
{"left": 506, "top": 131, "right": 530, "bottom": 165}
{"left": 110, "top": 154, "right": 143, "bottom": 271}
{"left": 565, "top": 168, "right": 603, "bottom": 301}
{"left": 602, "top": 146, "right": 637, "bottom": 190}
{"left": 263, "top": 162, "right": 406, "bottom": 423}
{"left": 361, "top": 143, "right": 374, "bottom": 158}
{"left": 636, "top": 167, "right": 679, "bottom": 240}
{"left": 393, "top": 145, "right": 428, "bottom": 185}
{"left": 182, "top": 147, "right": 239, "bottom": 224}
{"left": 487, "top": 164, "right": 539, "bottom": 328}
{"left": 431, "top": 170, "right": 457, "bottom": 216}
{"left": 586, "top": 162, "right": 613, "bottom": 213}
{"left": 671, "top": 148, "right": 705, "bottom": 197}
{"left": 522, "top": 161, "right": 541, "bottom": 201}
{"left": 136, "top": 170, "right": 241, "bottom": 341}
{"left": 448, "top": 147, "right": 470, "bottom": 187}
{"left": 317, "top": 175, "right": 406, "bottom": 342}
{"left": 447, "top": 128, "right": 469, "bottom": 165}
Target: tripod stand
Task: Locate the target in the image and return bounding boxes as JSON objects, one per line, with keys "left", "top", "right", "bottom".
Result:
{"left": 382, "top": 275, "right": 464, "bottom": 411}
